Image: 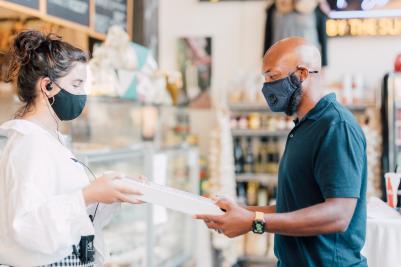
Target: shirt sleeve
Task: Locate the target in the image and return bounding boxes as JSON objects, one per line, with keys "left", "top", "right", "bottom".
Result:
{"left": 7, "top": 135, "right": 94, "bottom": 255}
{"left": 313, "top": 121, "right": 366, "bottom": 199}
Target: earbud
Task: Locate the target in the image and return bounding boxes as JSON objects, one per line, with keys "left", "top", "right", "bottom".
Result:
{"left": 46, "top": 82, "right": 53, "bottom": 91}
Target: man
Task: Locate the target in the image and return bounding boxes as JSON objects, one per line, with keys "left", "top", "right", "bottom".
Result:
{"left": 196, "top": 37, "right": 367, "bottom": 267}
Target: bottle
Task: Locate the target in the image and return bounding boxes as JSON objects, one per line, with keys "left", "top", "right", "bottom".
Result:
{"left": 254, "top": 146, "right": 262, "bottom": 174}
{"left": 244, "top": 137, "right": 254, "bottom": 173}
{"left": 256, "top": 137, "right": 268, "bottom": 173}
{"left": 234, "top": 137, "right": 244, "bottom": 174}
{"left": 247, "top": 181, "right": 259, "bottom": 206}
{"left": 237, "top": 182, "right": 247, "bottom": 205}
{"left": 272, "top": 137, "right": 280, "bottom": 173}
{"left": 257, "top": 186, "right": 268, "bottom": 206}
{"left": 266, "top": 137, "right": 275, "bottom": 173}
{"left": 248, "top": 112, "right": 261, "bottom": 130}
{"left": 239, "top": 115, "right": 248, "bottom": 129}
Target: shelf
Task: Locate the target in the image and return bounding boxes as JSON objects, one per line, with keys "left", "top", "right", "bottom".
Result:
{"left": 229, "top": 103, "right": 270, "bottom": 112}
{"left": 74, "top": 143, "right": 150, "bottom": 163}
{"left": 236, "top": 173, "right": 278, "bottom": 186}
{"left": 162, "top": 253, "right": 192, "bottom": 267}
{"left": 232, "top": 129, "right": 289, "bottom": 137}
{"left": 229, "top": 103, "right": 374, "bottom": 113}
{"left": 345, "top": 104, "right": 371, "bottom": 112}
{"left": 238, "top": 255, "right": 277, "bottom": 265}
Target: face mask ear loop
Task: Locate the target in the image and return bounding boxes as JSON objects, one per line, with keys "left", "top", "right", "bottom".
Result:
{"left": 42, "top": 90, "right": 62, "bottom": 144}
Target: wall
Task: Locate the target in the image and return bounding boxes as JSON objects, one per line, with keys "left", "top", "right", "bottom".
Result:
{"left": 158, "top": 0, "right": 268, "bottom": 101}
{"left": 159, "top": 0, "right": 401, "bottom": 95}
{"left": 327, "top": 36, "right": 401, "bottom": 91}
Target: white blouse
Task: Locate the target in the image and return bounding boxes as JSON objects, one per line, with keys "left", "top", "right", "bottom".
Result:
{"left": 0, "top": 120, "right": 118, "bottom": 267}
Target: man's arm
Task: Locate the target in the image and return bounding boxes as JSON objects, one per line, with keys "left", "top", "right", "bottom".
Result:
{"left": 265, "top": 198, "right": 356, "bottom": 236}
{"left": 247, "top": 205, "right": 276, "bottom": 214}
{"left": 196, "top": 197, "right": 356, "bottom": 238}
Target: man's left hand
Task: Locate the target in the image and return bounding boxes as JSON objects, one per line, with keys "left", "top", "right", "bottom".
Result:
{"left": 195, "top": 196, "right": 255, "bottom": 238}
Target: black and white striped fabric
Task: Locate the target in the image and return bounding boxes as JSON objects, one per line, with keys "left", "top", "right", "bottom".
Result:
{"left": 1, "top": 252, "right": 94, "bottom": 267}
{"left": 39, "top": 252, "right": 95, "bottom": 267}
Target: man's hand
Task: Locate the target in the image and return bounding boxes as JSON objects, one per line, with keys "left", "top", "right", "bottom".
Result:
{"left": 195, "top": 196, "right": 255, "bottom": 238}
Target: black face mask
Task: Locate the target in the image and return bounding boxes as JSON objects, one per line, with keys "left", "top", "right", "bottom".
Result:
{"left": 261, "top": 73, "right": 303, "bottom": 116}
{"left": 51, "top": 89, "right": 87, "bottom": 121}
{"left": 284, "top": 74, "right": 303, "bottom": 116}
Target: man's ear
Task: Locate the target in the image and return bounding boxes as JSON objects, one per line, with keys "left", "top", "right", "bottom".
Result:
{"left": 297, "top": 66, "right": 310, "bottom": 82}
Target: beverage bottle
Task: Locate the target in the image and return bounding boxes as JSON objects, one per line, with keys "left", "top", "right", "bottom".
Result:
{"left": 244, "top": 137, "right": 254, "bottom": 173}
{"left": 234, "top": 137, "right": 244, "bottom": 174}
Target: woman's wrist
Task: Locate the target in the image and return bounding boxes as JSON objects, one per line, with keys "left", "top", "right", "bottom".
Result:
{"left": 82, "top": 186, "right": 95, "bottom": 206}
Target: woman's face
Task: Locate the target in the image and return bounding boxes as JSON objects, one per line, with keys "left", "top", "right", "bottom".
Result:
{"left": 55, "top": 62, "right": 88, "bottom": 95}
{"left": 37, "top": 62, "right": 88, "bottom": 121}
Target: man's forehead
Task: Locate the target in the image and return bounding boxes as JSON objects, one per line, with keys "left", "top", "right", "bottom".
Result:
{"left": 263, "top": 53, "right": 296, "bottom": 73}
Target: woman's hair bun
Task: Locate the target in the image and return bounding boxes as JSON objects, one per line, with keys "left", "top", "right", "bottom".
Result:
{"left": 12, "top": 30, "right": 58, "bottom": 65}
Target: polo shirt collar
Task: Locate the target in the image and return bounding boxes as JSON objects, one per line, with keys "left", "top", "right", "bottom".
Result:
{"left": 294, "top": 93, "right": 337, "bottom": 125}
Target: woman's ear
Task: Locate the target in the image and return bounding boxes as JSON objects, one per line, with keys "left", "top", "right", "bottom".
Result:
{"left": 39, "top": 77, "right": 53, "bottom": 97}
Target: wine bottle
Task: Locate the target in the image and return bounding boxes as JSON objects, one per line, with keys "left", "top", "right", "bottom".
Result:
{"left": 234, "top": 137, "right": 244, "bottom": 174}
{"left": 244, "top": 137, "right": 254, "bottom": 173}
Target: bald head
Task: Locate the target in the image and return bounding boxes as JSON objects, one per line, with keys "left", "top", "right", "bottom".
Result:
{"left": 263, "top": 37, "right": 321, "bottom": 80}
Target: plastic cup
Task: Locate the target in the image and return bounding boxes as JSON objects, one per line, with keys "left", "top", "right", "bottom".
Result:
{"left": 385, "top": 172, "right": 401, "bottom": 208}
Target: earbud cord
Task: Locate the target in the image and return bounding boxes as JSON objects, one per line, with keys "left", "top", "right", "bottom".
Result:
{"left": 43, "top": 91, "right": 62, "bottom": 144}
{"left": 71, "top": 158, "right": 100, "bottom": 222}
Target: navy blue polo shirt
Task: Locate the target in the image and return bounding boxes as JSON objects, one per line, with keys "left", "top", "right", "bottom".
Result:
{"left": 274, "top": 93, "right": 367, "bottom": 267}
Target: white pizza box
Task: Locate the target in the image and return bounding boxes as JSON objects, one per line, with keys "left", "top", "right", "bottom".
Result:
{"left": 114, "top": 177, "right": 224, "bottom": 216}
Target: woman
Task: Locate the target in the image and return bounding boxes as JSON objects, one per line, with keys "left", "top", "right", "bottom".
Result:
{"left": 0, "top": 30, "right": 143, "bottom": 266}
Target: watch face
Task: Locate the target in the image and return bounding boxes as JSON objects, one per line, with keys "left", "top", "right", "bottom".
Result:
{"left": 252, "top": 221, "right": 265, "bottom": 234}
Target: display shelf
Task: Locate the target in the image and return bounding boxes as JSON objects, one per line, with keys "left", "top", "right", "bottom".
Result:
{"left": 232, "top": 129, "right": 289, "bottom": 137}
{"left": 344, "top": 104, "right": 374, "bottom": 112}
{"left": 229, "top": 103, "right": 270, "bottom": 112}
{"left": 238, "top": 256, "right": 277, "bottom": 265}
{"left": 236, "top": 173, "right": 278, "bottom": 186}
{"left": 157, "top": 253, "right": 192, "bottom": 267}
{"left": 230, "top": 103, "right": 375, "bottom": 113}
{"left": 74, "top": 143, "right": 148, "bottom": 161}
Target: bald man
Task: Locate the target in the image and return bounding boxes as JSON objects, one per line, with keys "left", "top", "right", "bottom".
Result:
{"left": 196, "top": 37, "right": 367, "bottom": 267}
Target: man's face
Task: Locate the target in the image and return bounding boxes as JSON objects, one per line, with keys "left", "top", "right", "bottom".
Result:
{"left": 262, "top": 55, "right": 304, "bottom": 116}
{"left": 262, "top": 53, "right": 301, "bottom": 83}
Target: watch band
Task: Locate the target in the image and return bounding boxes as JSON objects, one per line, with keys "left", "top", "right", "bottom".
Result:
{"left": 255, "top": 211, "right": 265, "bottom": 222}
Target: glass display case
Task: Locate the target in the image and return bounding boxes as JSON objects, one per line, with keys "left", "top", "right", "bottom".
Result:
{"left": 75, "top": 145, "right": 199, "bottom": 267}
{"left": 70, "top": 97, "right": 200, "bottom": 267}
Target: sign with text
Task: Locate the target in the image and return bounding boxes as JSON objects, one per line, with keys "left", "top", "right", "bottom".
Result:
{"left": 95, "top": 0, "right": 127, "bottom": 34}
{"left": 327, "top": 18, "right": 401, "bottom": 37}
{"left": 47, "top": 0, "right": 90, "bottom": 27}
{"left": 4, "top": 0, "right": 39, "bottom": 9}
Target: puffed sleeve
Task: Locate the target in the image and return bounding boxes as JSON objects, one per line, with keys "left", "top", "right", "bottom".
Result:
{"left": 6, "top": 135, "right": 95, "bottom": 255}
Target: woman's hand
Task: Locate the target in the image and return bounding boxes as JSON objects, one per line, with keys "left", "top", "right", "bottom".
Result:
{"left": 82, "top": 172, "right": 145, "bottom": 205}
